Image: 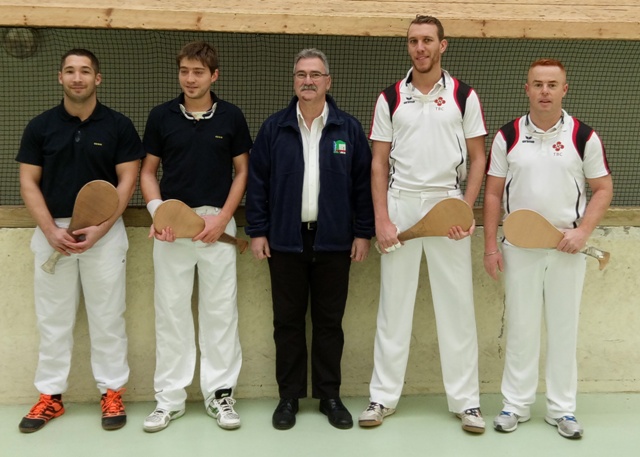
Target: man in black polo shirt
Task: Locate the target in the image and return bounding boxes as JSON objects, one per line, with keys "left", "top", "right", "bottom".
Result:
{"left": 140, "top": 41, "right": 251, "bottom": 433}
{"left": 16, "top": 49, "right": 144, "bottom": 433}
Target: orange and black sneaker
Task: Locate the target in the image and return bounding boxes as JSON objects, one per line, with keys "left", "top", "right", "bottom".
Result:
{"left": 101, "top": 388, "right": 127, "bottom": 430}
{"left": 19, "top": 393, "right": 65, "bottom": 433}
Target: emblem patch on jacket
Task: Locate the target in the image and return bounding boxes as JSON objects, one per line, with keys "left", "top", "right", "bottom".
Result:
{"left": 333, "top": 140, "right": 347, "bottom": 154}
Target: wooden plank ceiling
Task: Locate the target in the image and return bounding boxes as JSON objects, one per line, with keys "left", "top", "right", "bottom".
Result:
{"left": 0, "top": 0, "right": 639, "bottom": 39}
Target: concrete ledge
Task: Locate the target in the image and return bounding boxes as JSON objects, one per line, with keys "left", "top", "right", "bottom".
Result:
{"left": 2, "top": 206, "right": 640, "bottom": 229}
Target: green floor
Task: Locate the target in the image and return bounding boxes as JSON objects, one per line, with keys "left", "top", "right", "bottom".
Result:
{"left": 3, "top": 393, "right": 637, "bottom": 457}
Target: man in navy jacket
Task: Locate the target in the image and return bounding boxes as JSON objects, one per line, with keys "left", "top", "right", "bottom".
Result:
{"left": 246, "top": 48, "right": 374, "bottom": 430}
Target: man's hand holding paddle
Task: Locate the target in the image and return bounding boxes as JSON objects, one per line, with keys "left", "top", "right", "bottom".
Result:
{"left": 66, "top": 222, "right": 112, "bottom": 254}
{"left": 40, "top": 180, "right": 121, "bottom": 274}
{"left": 151, "top": 199, "right": 248, "bottom": 253}
{"left": 193, "top": 212, "right": 231, "bottom": 244}
{"left": 555, "top": 225, "right": 591, "bottom": 255}
{"left": 375, "top": 217, "right": 402, "bottom": 254}
{"left": 376, "top": 198, "right": 474, "bottom": 254}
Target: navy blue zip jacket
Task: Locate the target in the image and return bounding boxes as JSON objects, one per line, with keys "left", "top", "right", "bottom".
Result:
{"left": 245, "top": 95, "right": 374, "bottom": 252}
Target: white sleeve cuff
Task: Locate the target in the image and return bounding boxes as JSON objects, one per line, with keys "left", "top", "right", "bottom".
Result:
{"left": 146, "top": 199, "right": 163, "bottom": 218}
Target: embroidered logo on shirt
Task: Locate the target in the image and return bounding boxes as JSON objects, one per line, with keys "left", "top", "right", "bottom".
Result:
{"left": 434, "top": 97, "right": 446, "bottom": 111}
{"left": 552, "top": 141, "right": 565, "bottom": 156}
{"left": 523, "top": 135, "right": 535, "bottom": 144}
{"left": 333, "top": 140, "right": 347, "bottom": 154}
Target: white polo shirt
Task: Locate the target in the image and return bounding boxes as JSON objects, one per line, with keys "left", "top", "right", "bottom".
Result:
{"left": 370, "top": 68, "right": 487, "bottom": 192}
{"left": 487, "top": 110, "right": 610, "bottom": 229}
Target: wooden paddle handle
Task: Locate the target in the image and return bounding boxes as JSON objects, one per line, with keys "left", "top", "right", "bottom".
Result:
{"left": 41, "top": 232, "right": 86, "bottom": 274}
{"left": 41, "top": 251, "right": 64, "bottom": 274}
{"left": 582, "top": 246, "right": 610, "bottom": 271}
{"left": 219, "top": 233, "right": 248, "bottom": 254}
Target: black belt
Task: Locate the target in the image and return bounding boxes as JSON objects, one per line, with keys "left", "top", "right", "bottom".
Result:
{"left": 302, "top": 221, "right": 317, "bottom": 231}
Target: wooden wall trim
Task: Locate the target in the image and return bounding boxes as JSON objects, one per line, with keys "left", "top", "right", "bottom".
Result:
{"left": 0, "top": 1, "right": 639, "bottom": 39}
{"left": 1, "top": 206, "right": 639, "bottom": 229}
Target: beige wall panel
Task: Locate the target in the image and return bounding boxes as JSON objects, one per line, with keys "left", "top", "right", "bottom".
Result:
{"left": 1, "top": 226, "right": 637, "bottom": 404}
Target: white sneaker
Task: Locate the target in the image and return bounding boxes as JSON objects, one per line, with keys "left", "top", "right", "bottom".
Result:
{"left": 358, "top": 402, "right": 396, "bottom": 427}
{"left": 493, "top": 410, "right": 530, "bottom": 432}
{"left": 456, "top": 407, "right": 485, "bottom": 433}
{"left": 143, "top": 408, "right": 185, "bottom": 432}
{"left": 207, "top": 397, "right": 241, "bottom": 430}
{"left": 545, "top": 415, "right": 583, "bottom": 439}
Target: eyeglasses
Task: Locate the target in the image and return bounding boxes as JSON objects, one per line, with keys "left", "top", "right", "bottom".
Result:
{"left": 294, "top": 71, "right": 329, "bottom": 81}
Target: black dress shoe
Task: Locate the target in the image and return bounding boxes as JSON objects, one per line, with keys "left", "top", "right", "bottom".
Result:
{"left": 272, "top": 398, "right": 299, "bottom": 430}
{"left": 319, "top": 398, "right": 353, "bottom": 429}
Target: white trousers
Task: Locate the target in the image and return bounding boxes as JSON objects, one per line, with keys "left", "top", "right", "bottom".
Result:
{"left": 152, "top": 207, "right": 242, "bottom": 411}
{"left": 369, "top": 189, "right": 480, "bottom": 412}
{"left": 31, "top": 218, "right": 129, "bottom": 395}
{"left": 501, "top": 243, "right": 586, "bottom": 418}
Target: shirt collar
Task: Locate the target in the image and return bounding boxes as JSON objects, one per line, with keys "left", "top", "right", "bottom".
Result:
{"left": 404, "top": 68, "right": 449, "bottom": 94}
{"left": 174, "top": 91, "right": 220, "bottom": 119}
{"left": 57, "top": 99, "right": 105, "bottom": 121}
{"left": 525, "top": 109, "right": 567, "bottom": 134}
{"left": 179, "top": 102, "right": 217, "bottom": 121}
{"left": 296, "top": 101, "right": 329, "bottom": 126}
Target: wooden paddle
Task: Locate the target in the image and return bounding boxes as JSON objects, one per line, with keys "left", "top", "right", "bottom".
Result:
{"left": 502, "top": 209, "right": 610, "bottom": 270}
{"left": 375, "top": 198, "right": 474, "bottom": 252}
{"left": 41, "top": 180, "right": 120, "bottom": 274}
{"left": 153, "top": 199, "right": 248, "bottom": 253}
{"left": 399, "top": 197, "right": 474, "bottom": 242}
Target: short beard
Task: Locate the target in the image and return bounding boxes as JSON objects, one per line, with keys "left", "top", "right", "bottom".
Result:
{"left": 63, "top": 87, "right": 94, "bottom": 104}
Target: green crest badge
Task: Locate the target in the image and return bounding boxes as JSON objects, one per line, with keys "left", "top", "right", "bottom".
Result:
{"left": 333, "top": 140, "right": 347, "bottom": 155}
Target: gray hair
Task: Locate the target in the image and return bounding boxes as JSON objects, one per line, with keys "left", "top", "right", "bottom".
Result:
{"left": 293, "top": 48, "right": 330, "bottom": 75}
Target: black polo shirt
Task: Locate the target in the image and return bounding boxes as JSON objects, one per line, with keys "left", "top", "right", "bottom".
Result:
{"left": 143, "top": 92, "right": 252, "bottom": 208}
{"left": 16, "top": 101, "right": 145, "bottom": 218}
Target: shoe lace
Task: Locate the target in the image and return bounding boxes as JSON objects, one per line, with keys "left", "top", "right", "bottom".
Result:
{"left": 366, "top": 402, "right": 383, "bottom": 412}
{"left": 149, "top": 409, "right": 168, "bottom": 419}
{"left": 28, "top": 396, "right": 55, "bottom": 417}
{"left": 464, "top": 408, "right": 481, "bottom": 418}
{"left": 560, "top": 415, "right": 577, "bottom": 423}
{"left": 217, "top": 397, "right": 236, "bottom": 414}
{"left": 102, "top": 388, "right": 125, "bottom": 415}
